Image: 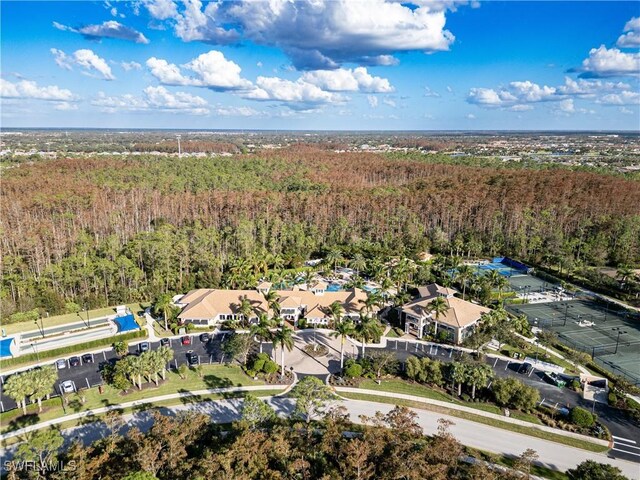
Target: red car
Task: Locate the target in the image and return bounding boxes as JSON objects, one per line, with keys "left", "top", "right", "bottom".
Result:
{"left": 181, "top": 336, "right": 192, "bottom": 346}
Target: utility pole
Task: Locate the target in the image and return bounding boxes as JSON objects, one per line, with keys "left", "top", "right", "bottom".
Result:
{"left": 176, "top": 134, "right": 182, "bottom": 158}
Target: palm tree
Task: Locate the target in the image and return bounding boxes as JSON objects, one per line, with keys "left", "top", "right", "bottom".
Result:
{"left": 426, "top": 296, "right": 450, "bottom": 338}
{"left": 28, "top": 366, "right": 57, "bottom": 413}
{"left": 466, "top": 363, "right": 494, "bottom": 399}
{"left": 327, "top": 301, "right": 344, "bottom": 327}
{"left": 331, "top": 320, "right": 355, "bottom": 370}
{"left": 238, "top": 295, "right": 254, "bottom": 327}
{"left": 251, "top": 313, "right": 274, "bottom": 354}
{"left": 350, "top": 254, "right": 367, "bottom": 277}
{"left": 262, "top": 289, "right": 280, "bottom": 317}
{"left": 355, "top": 316, "right": 383, "bottom": 358}
{"left": 362, "top": 291, "right": 383, "bottom": 314}
{"left": 450, "top": 362, "right": 467, "bottom": 397}
{"left": 154, "top": 293, "right": 173, "bottom": 331}
{"left": 157, "top": 346, "right": 174, "bottom": 380}
{"left": 272, "top": 325, "right": 295, "bottom": 377}
{"left": 325, "top": 248, "right": 343, "bottom": 275}
{"left": 4, "top": 372, "right": 30, "bottom": 415}
{"left": 456, "top": 264, "right": 475, "bottom": 301}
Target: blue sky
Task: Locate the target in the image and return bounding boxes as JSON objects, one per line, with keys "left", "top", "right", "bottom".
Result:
{"left": 1, "top": 1, "right": 639, "bottom": 130}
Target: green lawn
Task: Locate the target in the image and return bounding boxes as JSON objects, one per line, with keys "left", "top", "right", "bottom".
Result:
{"left": 385, "top": 327, "right": 404, "bottom": 338}
{"left": 3, "top": 303, "right": 148, "bottom": 335}
{"left": 0, "top": 364, "right": 272, "bottom": 434}
{"left": 358, "top": 379, "right": 541, "bottom": 424}
{"left": 340, "top": 392, "right": 608, "bottom": 453}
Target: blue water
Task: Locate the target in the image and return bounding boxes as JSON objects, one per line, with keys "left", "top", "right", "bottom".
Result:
{"left": 326, "top": 283, "right": 342, "bottom": 292}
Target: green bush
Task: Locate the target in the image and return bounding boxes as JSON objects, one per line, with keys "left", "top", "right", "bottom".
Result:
{"left": 297, "top": 318, "right": 308, "bottom": 329}
{"left": 263, "top": 360, "right": 278, "bottom": 374}
{"left": 570, "top": 406, "right": 595, "bottom": 428}
{"left": 608, "top": 392, "right": 618, "bottom": 405}
{"left": 344, "top": 362, "right": 363, "bottom": 378}
{"left": 570, "top": 380, "right": 581, "bottom": 391}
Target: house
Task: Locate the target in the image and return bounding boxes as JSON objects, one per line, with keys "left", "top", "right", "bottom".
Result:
{"left": 397, "top": 283, "right": 490, "bottom": 344}
{"left": 178, "top": 285, "right": 373, "bottom": 328}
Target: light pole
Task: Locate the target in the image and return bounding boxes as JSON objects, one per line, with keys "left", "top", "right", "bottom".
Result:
{"left": 612, "top": 328, "right": 627, "bottom": 354}
{"left": 84, "top": 304, "right": 91, "bottom": 328}
{"left": 36, "top": 314, "right": 45, "bottom": 337}
{"left": 31, "top": 342, "right": 40, "bottom": 361}
{"left": 176, "top": 134, "right": 182, "bottom": 158}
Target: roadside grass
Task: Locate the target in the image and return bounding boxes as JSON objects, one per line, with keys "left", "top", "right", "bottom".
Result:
{"left": 0, "top": 364, "right": 268, "bottom": 434}
{"left": 358, "top": 378, "right": 541, "bottom": 424}
{"left": 385, "top": 328, "right": 404, "bottom": 338}
{"left": 464, "top": 446, "right": 569, "bottom": 480}
{"left": 0, "top": 388, "right": 284, "bottom": 448}
{"left": 3, "top": 303, "right": 148, "bottom": 335}
{"left": 339, "top": 392, "right": 608, "bottom": 453}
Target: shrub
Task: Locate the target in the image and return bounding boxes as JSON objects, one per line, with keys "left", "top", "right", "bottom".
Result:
{"left": 297, "top": 318, "right": 308, "bottom": 329}
{"left": 570, "top": 380, "right": 581, "bottom": 391}
{"left": 344, "top": 362, "right": 363, "bottom": 378}
{"left": 570, "top": 406, "right": 595, "bottom": 428}
{"left": 263, "top": 360, "right": 278, "bottom": 374}
{"left": 608, "top": 392, "right": 618, "bottom": 405}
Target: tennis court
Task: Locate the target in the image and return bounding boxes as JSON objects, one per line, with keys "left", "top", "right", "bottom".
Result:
{"left": 508, "top": 299, "right": 640, "bottom": 384}
{"left": 506, "top": 274, "right": 552, "bottom": 293}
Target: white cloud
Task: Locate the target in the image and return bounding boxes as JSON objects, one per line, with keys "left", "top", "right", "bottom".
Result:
{"left": 466, "top": 113, "right": 475, "bottom": 119}
{"left": 51, "top": 48, "right": 115, "bottom": 80}
{"left": 509, "top": 104, "right": 533, "bottom": 112}
{"left": 446, "top": 85, "right": 453, "bottom": 93}
{"left": 617, "top": 17, "right": 640, "bottom": 48}
{"left": 508, "top": 81, "right": 557, "bottom": 102}
{"left": 382, "top": 98, "right": 397, "bottom": 108}
{"left": 557, "top": 76, "right": 630, "bottom": 97}
{"left": 301, "top": 67, "right": 394, "bottom": 93}
{"left": 597, "top": 90, "right": 640, "bottom": 105}
{"left": 146, "top": 51, "right": 252, "bottom": 90}
{"left": 367, "top": 95, "right": 379, "bottom": 108}
{"left": 54, "top": 102, "right": 79, "bottom": 111}
{"left": 619, "top": 107, "right": 634, "bottom": 115}
{"left": 424, "top": 86, "right": 440, "bottom": 97}
{"left": 143, "top": 0, "right": 459, "bottom": 69}
{"left": 575, "top": 45, "right": 640, "bottom": 78}
{"left": 0, "top": 78, "right": 75, "bottom": 101}
{"left": 468, "top": 81, "right": 557, "bottom": 108}
{"left": 121, "top": 61, "right": 142, "bottom": 71}
{"left": 557, "top": 99, "right": 576, "bottom": 113}
{"left": 213, "top": 105, "right": 262, "bottom": 117}
{"left": 53, "top": 20, "right": 149, "bottom": 44}
{"left": 242, "top": 76, "right": 345, "bottom": 107}
{"left": 92, "top": 86, "right": 209, "bottom": 115}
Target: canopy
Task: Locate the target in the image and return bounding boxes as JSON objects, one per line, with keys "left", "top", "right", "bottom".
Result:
{"left": 0, "top": 337, "right": 16, "bottom": 358}
{"left": 113, "top": 314, "right": 139, "bottom": 333}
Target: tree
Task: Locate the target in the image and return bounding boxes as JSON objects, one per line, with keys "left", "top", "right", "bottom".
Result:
{"left": 157, "top": 345, "right": 174, "bottom": 380}
{"left": 238, "top": 295, "right": 254, "bottom": 327}
{"left": 153, "top": 292, "right": 173, "bottom": 331}
{"left": 331, "top": 319, "right": 355, "bottom": 370}
{"left": 289, "top": 376, "right": 337, "bottom": 425}
{"left": 250, "top": 313, "right": 273, "bottom": 354}
{"left": 354, "top": 316, "right": 383, "bottom": 358}
{"left": 241, "top": 394, "right": 276, "bottom": 430}
{"left": 14, "top": 427, "right": 64, "bottom": 474}
{"left": 465, "top": 363, "right": 494, "bottom": 399}
{"left": 272, "top": 325, "right": 295, "bottom": 377}
{"left": 28, "top": 366, "right": 58, "bottom": 412}
{"left": 5, "top": 371, "right": 31, "bottom": 415}
{"left": 113, "top": 340, "right": 128, "bottom": 357}
{"left": 327, "top": 300, "right": 344, "bottom": 327}
{"left": 450, "top": 362, "right": 467, "bottom": 397}
{"left": 570, "top": 406, "right": 595, "bottom": 427}
{"left": 567, "top": 460, "right": 628, "bottom": 480}
{"left": 223, "top": 332, "right": 255, "bottom": 365}
{"left": 426, "top": 296, "right": 449, "bottom": 338}
{"left": 514, "top": 448, "right": 539, "bottom": 479}
{"left": 121, "top": 473, "right": 159, "bottom": 480}
{"left": 456, "top": 264, "right": 475, "bottom": 300}
{"left": 262, "top": 288, "right": 280, "bottom": 317}
{"left": 325, "top": 248, "right": 343, "bottom": 274}
{"left": 369, "top": 350, "right": 398, "bottom": 379}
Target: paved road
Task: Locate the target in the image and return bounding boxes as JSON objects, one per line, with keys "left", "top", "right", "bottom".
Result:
{"left": 2, "top": 396, "right": 638, "bottom": 479}
{"left": 2, "top": 331, "right": 639, "bottom": 464}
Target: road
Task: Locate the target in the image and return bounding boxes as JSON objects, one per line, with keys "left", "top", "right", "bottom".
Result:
{"left": 2, "top": 331, "right": 639, "bottom": 465}
{"left": 1, "top": 396, "right": 638, "bottom": 479}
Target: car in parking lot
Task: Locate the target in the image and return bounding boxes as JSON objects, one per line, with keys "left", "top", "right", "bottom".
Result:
{"left": 160, "top": 338, "right": 171, "bottom": 347}
{"left": 60, "top": 380, "right": 75, "bottom": 393}
{"left": 82, "top": 353, "right": 94, "bottom": 364}
{"left": 544, "top": 371, "right": 566, "bottom": 387}
{"left": 187, "top": 351, "right": 199, "bottom": 366}
{"left": 181, "top": 336, "right": 192, "bottom": 346}
{"left": 69, "top": 356, "right": 81, "bottom": 367}
{"left": 199, "top": 332, "right": 210, "bottom": 343}
{"left": 55, "top": 359, "right": 67, "bottom": 370}
{"left": 518, "top": 362, "right": 533, "bottom": 375}
{"left": 138, "top": 342, "right": 150, "bottom": 353}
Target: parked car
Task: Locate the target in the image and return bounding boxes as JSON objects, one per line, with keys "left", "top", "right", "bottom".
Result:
{"left": 69, "top": 356, "right": 81, "bottom": 367}
{"left": 200, "top": 332, "right": 210, "bottom": 343}
{"left": 181, "top": 336, "right": 192, "bottom": 346}
{"left": 60, "top": 380, "right": 75, "bottom": 393}
{"left": 138, "top": 342, "right": 150, "bottom": 353}
{"left": 160, "top": 338, "right": 171, "bottom": 347}
{"left": 81, "top": 353, "right": 94, "bottom": 364}
{"left": 187, "top": 351, "right": 199, "bottom": 366}
{"left": 519, "top": 362, "right": 533, "bottom": 375}
{"left": 55, "top": 359, "right": 67, "bottom": 370}
{"left": 544, "top": 371, "right": 566, "bottom": 388}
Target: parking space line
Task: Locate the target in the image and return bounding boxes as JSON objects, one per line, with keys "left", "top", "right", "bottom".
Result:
{"left": 612, "top": 447, "right": 640, "bottom": 457}
{"left": 612, "top": 435, "right": 637, "bottom": 444}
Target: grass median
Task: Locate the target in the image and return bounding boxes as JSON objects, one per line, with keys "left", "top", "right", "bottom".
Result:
{"left": 339, "top": 391, "right": 608, "bottom": 453}
{"left": 0, "top": 364, "right": 281, "bottom": 435}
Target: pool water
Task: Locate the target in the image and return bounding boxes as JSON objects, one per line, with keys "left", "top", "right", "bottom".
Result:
{"left": 326, "top": 283, "right": 342, "bottom": 292}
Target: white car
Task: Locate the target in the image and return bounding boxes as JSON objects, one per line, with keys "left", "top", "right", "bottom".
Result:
{"left": 60, "top": 380, "right": 75, "bottom": 393}
{"left": 55, "top": 359, "right": 67, "bottom": 370}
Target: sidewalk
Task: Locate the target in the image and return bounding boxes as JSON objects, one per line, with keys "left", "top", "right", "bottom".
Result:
{"left": 0, "top": 384, "right": 287, "bottom": 442}
{"left": 335, "top": 386, "right": 610, "bottom": 447}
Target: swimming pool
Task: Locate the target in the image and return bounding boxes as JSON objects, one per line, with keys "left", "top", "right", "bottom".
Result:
{"left": 326, "top": 283, "right": 343, "bottom": 292}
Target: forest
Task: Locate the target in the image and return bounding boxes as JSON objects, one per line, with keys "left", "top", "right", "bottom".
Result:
{"left": 2, "top": 146, "right": 639, "bottom": 318}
